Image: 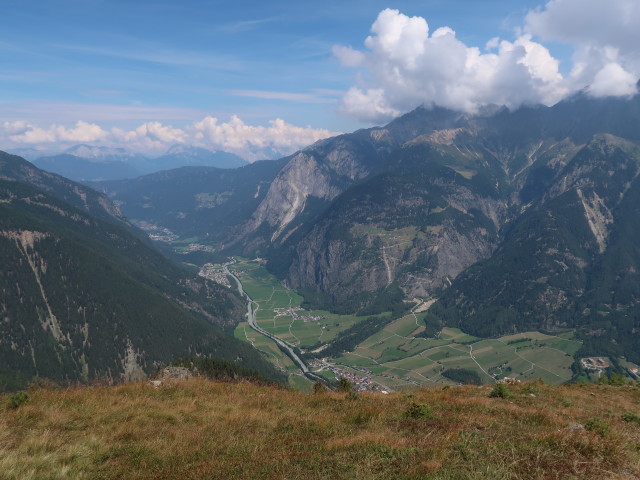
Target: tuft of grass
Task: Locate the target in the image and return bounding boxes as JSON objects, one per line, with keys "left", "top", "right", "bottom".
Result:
{"left": 346, "top": 391, "right": 360, "bottom": 401}
{"left": 404, "top": 402, "right": 433, "bottom": 420}
{"left": 6, "top": 391, "right": 28, "bottom": 410}
{"left": 584, "top": 417, "right": 610, "bottom": 437}
{"left": 622, "top": 413, "right": 640, "bottom": 425}
{"left": 313, "top": 381, "right": 326, "bottom": 394}
{"left": 488, "top": 383, "right": 512, "bottom": 399}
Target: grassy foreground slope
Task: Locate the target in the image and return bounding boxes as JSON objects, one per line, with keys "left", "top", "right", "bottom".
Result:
{"left": 2, "top": 380, "right": 640, "bottom": 479}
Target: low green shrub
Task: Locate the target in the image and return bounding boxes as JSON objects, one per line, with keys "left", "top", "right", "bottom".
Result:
{"left": 488, "top": 383, "right": 512, "bottom": 399}
{"left": 584, "top": 417, "right": 610, "bottom": 437}
{"left": 622, "top": 413, "right": 640, "bottom": 425}
{"left": 337, "top": 378, "right": 352, "bottom": 393}
{"left": 7, "top": 391, "right": 29, "bottom": 409}
{"left": 404, "top": 402, "right": 433, "bottom": 420}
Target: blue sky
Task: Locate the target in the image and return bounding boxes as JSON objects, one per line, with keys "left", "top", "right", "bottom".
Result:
{"left": 2, "top": 0, "right": 638, "bottom": 159}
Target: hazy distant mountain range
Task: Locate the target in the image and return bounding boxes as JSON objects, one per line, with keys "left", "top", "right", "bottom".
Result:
{"left": 30, "top": 144, "right": 248, "bottom": 182}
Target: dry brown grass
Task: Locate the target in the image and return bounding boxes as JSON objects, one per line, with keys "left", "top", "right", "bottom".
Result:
{"left": 1, "top": 379, "right": 640, "bottom": 479}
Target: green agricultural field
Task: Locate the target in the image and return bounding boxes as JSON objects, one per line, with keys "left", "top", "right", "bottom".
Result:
{"left": 325, "top": 309, "right": 583, "bottom": 389}
{"left": 232, "top": 259, "right": 370, "bottom": 382}
{"left": 231, "top": 259, "right": 584, "bottom": 391}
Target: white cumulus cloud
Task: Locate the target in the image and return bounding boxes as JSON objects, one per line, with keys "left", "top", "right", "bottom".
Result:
{"left": 589, "top": 63, "right": 638, "bottom": 97}
{"left": 336, "top": 4, "right": 640, "bottom": 122}
{"left": 111, "top": 121, "right": 187, "bottom": 152}
{"left": 526, "top": 0, "right": 640, "bottom": 98}
{"left": 7, "top": 120, "right": 107, "bottom": 144}
{"left": 192, "top": 116, "right": 337, "bottom": 160}
{"left": 334, "top": 8, "right": 567, "bottom": 122}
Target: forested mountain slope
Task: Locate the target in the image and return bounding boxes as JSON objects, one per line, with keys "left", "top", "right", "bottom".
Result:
{"left": 90, "top": 158, "right": 288, "bottom": 244}
{"left": 0, "top": 151, "right": 128, "bottom": 226}
{"left": 0, "top": 172, "right": 283, "bottom": 391}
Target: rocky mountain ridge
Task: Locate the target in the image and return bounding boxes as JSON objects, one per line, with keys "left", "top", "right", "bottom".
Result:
{"left": 0, "top": 151, "right": 128, "bottom": 225}
{"left": 230, "top": 107, "right": 467, "bottom": 253}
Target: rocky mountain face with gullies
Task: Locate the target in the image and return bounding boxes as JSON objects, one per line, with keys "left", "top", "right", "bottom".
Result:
{"left": 230, "top": 107, "right": 467, "bottom": 253}
{"left": 429, "top": 132, "right": 640, "bottom": 362}
{"left": 252, "top": 92, "right": 640, "bottom": 316}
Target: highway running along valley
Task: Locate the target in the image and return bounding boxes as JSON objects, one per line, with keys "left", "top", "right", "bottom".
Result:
{"left": 224, "top": 262, "right": 327, "bottom": 384}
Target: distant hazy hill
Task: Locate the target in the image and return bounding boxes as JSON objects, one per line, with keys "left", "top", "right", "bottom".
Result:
{"left": 32, "top": 144, "right": 249, "bottom": 182}
{"left": 0, "top": 153, "right": 283, "bottom": 390}
{"left": 33, "top": 153, "right": 142, "bottom": 181}
{"left": 152, "top": 145, "right": 248, "bottom": 171}
{"left": 90, "top": 158, "right": 287, "bottom": 244}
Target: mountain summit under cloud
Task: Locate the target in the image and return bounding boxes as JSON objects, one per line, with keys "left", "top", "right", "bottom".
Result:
{"left": 64, "top": 144, "right": 145, "bottom": 163}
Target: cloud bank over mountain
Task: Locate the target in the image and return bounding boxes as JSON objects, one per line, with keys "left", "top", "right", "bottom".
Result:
{"left": 2, "top": 117, "right": 338, "bottom": 162}
{"left": 335, "top": 1, "right": 640, "bottom": 122}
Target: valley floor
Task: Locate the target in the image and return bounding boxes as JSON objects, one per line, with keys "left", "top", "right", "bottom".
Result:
{"left": 2, "top": 379, "right": 640, "bottom": 479}
{"left": 228, "top": 259, "right": 582, "bottom": 390}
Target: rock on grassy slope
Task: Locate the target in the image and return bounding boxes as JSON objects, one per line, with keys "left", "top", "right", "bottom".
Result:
{"left": 2, "top": 379, "right": 640, "bottom": 479}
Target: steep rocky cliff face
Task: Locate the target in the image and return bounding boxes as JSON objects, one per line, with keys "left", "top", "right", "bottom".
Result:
{"left": 284, "top": 138, "right": 510, "bottom": 307}
{"left": 232, "top": 108, "right": 467, "bottom": 253}
{"left": 430, "top": 134, "right": 640, "bottom": 362}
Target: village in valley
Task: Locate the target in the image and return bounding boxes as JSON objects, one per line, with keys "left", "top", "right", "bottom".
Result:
{"left": 274, "top": 306, "right": 326, "bottom": 323}
{"left": 186, "top": 258, "right": 640, "bottom": 393}
{"left": 309, "top": 358, "right": 389, "bottom": 393}
{"left": 198, "top": 262, "right": 238, "bottom": 289}
{"left": 580, "top": 357, "right": 640, "bottom": 380}
{"left": 135, "top": 221, "right": 179, "bottom": 242}
{"left": 580, "top": 357, "right": 610, "bottom": 374}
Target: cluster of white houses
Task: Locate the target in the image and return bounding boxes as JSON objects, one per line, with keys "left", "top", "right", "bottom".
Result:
{"left": 274, "top": 306, "right": 326, "bottom": 323}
